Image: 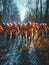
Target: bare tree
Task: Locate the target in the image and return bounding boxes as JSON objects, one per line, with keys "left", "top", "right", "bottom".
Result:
{"left": 36, "top": 0, "right": 39, "bottom": 22}
{"left": 45, "top": 0, "right": 49, "bottom": 26}
{"left": 40, "top": 0, "right": 42, "bottom": 22}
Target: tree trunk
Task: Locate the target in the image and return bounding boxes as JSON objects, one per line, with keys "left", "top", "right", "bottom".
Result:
{"left": 40, "top": 0, "right": 42, "bottom": 22}
{"left": 36, "top": 0, "right": 39, "bottom": 22}
{"left": 45, "top": 0, "right": 49, "bottom": 26}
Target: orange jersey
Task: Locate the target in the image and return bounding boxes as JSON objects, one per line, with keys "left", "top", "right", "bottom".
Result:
{"left": 19, "top": 24, "right": 23, "bottom": 32}
{"left": 32, "top": 23, "right": 36, "bottom": 29}
{"left": 0, "top": 25, "right": 3, "bottom": 30}
{"left": 15, "top": 24, "right": 19, "bottom": 31}
{"left": 31, "top": 28, "right": 34, "bottom": 33}
{"left": 9, "top": 30, "right": 12, "bottom": 36}
{"left": 26, "top": 22, "right": 31, "bottom": 30}
{"left": 0, "top": 25, "right": 3, "bottom": 33}
{"left": 8, "top": 24, "right": 13, "bottom": 30}
{"left": 0, "top": 29, "right": 2, "bottom": 33}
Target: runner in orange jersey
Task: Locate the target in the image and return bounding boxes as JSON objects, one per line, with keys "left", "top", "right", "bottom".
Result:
{"left": 32, "top": 22, "right": 36, "bottom": 29}
{"left": 39, "top": 24, "right": 45, "bottom": 38}
{"left": 33, "top": 23, "right": 39, "bottom": 41}
{"left": 24, "top": 23, "right": 28, "bottom": 43}
{"left": 9, "top": 23, "right": 16, "bottom": 47}
{"left": 30, "top": 22, "right": 35, "bottom": 41}
{"left": 0, "top": 25, "right": 4, "bottom": 40}
{"left": 0, "top": 25, "right": 3, "bottom": 34}
{"left": 4, "top": 23, "right": 10, "bottom": 41}
{"left": 21, "top": 24, "right": 26, "bottom": 42}
{"left": 0, "top": 25, "right": 4, "bottom": 37}
{"left": 6, "top": 23, "right": 14, "bottom": 41}
{"left": 19, "top": 24, "right": 23, "bottom": 33}
{"left": 19, "top": 23, "right": 26, "bottom": 42}
{"left": 26, "top": 21, "right": 32, "bottom": 42}
{"left": 15, "top": 23, "right": 20, "bottom": 36}
{"left": 19, "top": 24, "right": 23, "bottom": 40}
{"left": 42, "top": 23, "right": 49, "bottom": 37}
{"left": 3, "top": 23, "right": 8, "bottom": 32}
{"left": 8, "top": 23, "right": 13, "bottom": 37}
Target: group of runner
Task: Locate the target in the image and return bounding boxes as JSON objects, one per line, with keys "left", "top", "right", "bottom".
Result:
{"left": 0, "top": 21, "right": 49, "bottom": 42}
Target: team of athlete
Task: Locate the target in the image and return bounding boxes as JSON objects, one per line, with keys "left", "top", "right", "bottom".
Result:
{"left": 0, "top": 21, "right": 49, "bottom": 43}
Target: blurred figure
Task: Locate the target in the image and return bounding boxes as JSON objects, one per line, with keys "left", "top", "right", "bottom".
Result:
{"left": 22, "top": 24, "right": 26, "bottom": 43}
{"left": 0, "top": 25, "right": 4, "bottom": 40}
{"left": 31, "top": 22, "right": 35, "bottom": 41}
{"left": 27, "top": 21, "right": 32, "bottom": 43}
{"left": 19, "top": 24, "right": 26, "bottom": 43}
{"left": 0, "top": 22, "right": 49, "bottom": 44}
{"left": 0, "top": 25, "right": 3, "bottom": 34}
{"left": 33, "top": 23, "right": 39, "bottom": 42}
{"left": 19, "top": 24, "right": 23, "bottom": 41}
{"left": 5, "top": 23, "right": 11, "bottom": 41}
{"left": 39, "top": 24, "right": 43, "bottom": 38}
{"left": 15, "top": 23, "right": 20, "bottom": 37}
{"left": 12, "top": 22, "right": 20, "bottom": 41}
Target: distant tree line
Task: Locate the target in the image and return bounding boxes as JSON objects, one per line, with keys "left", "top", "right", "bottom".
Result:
{"left": 0, "top": 0, "right": 49, "bottom": 26}
{"left": 0, "top": 0, "right": 20, "bottom": 23}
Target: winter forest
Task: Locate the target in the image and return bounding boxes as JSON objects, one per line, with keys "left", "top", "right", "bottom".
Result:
{"left": 0, "top": 0, "right": 49, "bottom": 25}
